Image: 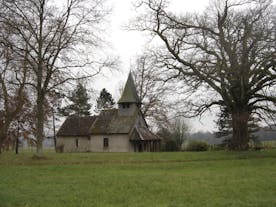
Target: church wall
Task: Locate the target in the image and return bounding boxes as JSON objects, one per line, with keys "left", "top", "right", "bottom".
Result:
{"left": 89, "top": 134, "right": 134, "bottom": 152}
{"left": 56, "top": 136, "right": 90, "bottom": 152}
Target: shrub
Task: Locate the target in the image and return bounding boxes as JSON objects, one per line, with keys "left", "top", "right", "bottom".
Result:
{"left": 162, "top": 139, "right": 179, "bottom": 151}
{"left": 185, "top": 140, "right": 209, "bottom": 151}
{"left": 262, "top": 141, "right": 276, "bottom": 149}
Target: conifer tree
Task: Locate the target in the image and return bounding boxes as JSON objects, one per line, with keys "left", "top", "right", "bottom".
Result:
{"left": 59, "top": 83, "right": 91, "bottom": 117}
{"left": 96, "top": 88, "right": 115, "bottom": 112}
{"left": 215, "top": 106, "right": 260, "bottom": 148}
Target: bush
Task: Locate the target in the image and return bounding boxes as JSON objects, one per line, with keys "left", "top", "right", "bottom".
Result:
{"left": 262, "top": 141, "right": 276, "bottom": 149}
{"left": 185, "top": 140, "right": 209, "bottom": 151}
{"left": 162, "top": 139, "right": 179, "bottom": 151}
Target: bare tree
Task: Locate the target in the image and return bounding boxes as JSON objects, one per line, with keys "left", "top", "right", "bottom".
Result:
{"left": 132, "top": 53, "right": 172, "bottom": 129}
{"left": 157, "top": 117, "right": 189, "bottom": 151}
{"left": 0, "top": 0, "right": 112, "bottom": 156}
{"left": 0, "top": 33, "right": 29, "bottom": 153}
{"left": 133, "top": 0, "right": 276, "bottom": 150}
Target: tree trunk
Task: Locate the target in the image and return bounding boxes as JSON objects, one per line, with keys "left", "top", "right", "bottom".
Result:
{"left": 15, "top": 137, "right": 19, "bottom": 154}
{"left": 0, "top": 138, "right": 3, "bottom": 154}
{"left": 0, "top": 130, "right": 4, "bottom": 153}
{"left": 0, "top": 122, "right": 9, "bottom": 154}
{"left": 36, "top": 94, "right": 44, "bottom": 157}
{"left": 52, "top": 109, "right": 57, "bottom": 152}
{"left": 231, "top": 110, "right": 250, "bottom": 150}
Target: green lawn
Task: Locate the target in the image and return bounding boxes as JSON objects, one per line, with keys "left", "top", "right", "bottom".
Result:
{"left": 0, "top": 150, "right": 276, "bottom": 207}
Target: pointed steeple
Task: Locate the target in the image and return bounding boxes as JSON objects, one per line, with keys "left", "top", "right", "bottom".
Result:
{"left": 118, "top": 72, "right": 141, "bottom": 104}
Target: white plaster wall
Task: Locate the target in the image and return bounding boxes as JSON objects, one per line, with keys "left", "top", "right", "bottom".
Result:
{"left": 89, "top": 134, "right": 134, "bottom": 152}
{"left": 56, "top": 136, "right": 90, "bottom": 152}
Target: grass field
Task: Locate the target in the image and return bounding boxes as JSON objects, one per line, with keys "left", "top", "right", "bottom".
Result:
{"left": 0, "top": 150, "right": 276, "bottom": 207}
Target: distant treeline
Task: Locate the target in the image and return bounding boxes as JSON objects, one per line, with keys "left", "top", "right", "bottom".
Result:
{"left": 189, "top": 125, "right": 276, "bottom": 145}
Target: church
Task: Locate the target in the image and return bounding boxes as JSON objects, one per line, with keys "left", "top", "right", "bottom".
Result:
{"left": 56, "top": 73, "right": 161, "bottom": 152}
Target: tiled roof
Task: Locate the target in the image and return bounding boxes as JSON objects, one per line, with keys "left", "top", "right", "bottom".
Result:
{"left": 57, "top": 111, "right": 161, "bottom": 141}
{"left": 57, "top": 116, "right": 97, "bottom": 137}
{"left": 90, "top": 109, "right": 137, "bottom": 134}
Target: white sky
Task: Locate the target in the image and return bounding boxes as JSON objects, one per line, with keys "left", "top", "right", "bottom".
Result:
{"left": 92, "top": 0, "right": 219, "bottom": 132}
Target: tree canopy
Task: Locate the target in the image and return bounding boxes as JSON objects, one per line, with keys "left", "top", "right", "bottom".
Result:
{"left": 96, "top": 88, "right": 115, "bottom": 112}
{"left": 59, "top": 83, "right": 91, "bottom": 117}
{"left": 133, "top": 0, "right": 276, "bottom": 150}
{"left": 0, "top": 0, "right": 111, "bottom": 155}
{"left": 132, "top": 54, "right": 172, "bottom": 128}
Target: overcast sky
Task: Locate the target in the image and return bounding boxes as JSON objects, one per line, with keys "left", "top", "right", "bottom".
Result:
{"left": 92, "top": 0, "right": 222, "bottom": 132}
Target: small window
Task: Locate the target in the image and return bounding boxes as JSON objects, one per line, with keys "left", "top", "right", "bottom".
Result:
{"left": 103, "top": 138, "right": 109, "bottom": 147}
{"left": 76, "top": 139, "right": 79, "bottom": 148}
{"left": 123, "top": 103, "right": 130, "bottom": 108}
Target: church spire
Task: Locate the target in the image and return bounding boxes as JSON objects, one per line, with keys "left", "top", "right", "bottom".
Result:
{"left": 118, "top": 72, "right": 141, "bottom": 104}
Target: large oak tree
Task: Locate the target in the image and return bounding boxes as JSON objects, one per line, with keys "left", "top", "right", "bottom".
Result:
{"left": 133, "top": 0, "right": 276, "bottom": 150}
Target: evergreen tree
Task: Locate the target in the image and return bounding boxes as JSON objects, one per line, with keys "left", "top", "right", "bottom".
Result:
{"left": 215, "top": 106, "right": 260, "bottom": 148}
{"left": 59, "top": 83, "right": 91, "bottom": 117}
{"left": 215, "top": 107, "right": 232, "bottom": 140}
{"left": 96, "top": 88, "right": 115, "bottom": 112}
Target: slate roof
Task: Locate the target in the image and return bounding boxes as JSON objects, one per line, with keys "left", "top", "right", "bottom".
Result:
{"left": 90, "top": 109, "right": 137, "bottom": 134}
{"left": 118, "top": 72, "right": 141, "bottom": 104}
{"left": 57, "top": 116, "right": 97, "bottom": 137}
{"left": 57, "top": 110, "right": 161, "bottom": 141}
